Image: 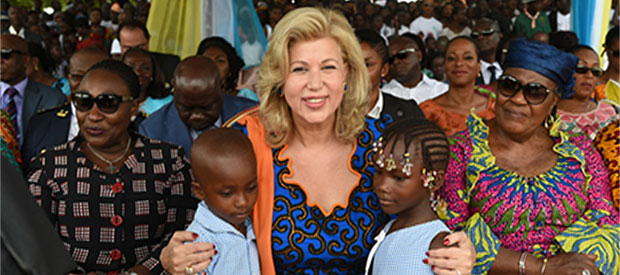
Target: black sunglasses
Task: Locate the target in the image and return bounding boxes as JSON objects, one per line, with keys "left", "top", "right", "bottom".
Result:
{"left": 389, "top": 48, "right": 417, "bottom": 64}
{"left": 72, "top": 92, "right": 133, "bottom": 114}
{"left": 497, "top": 75, "right": 556, "bottom": 105}
{"left": 471, "top": 29, "right": 495, "bottom": 39}
{"left": 1, "top": 48, "right": 25, "bottom": 60}
{"left": 575, "top": 65, "right": 603, "bottom": 77}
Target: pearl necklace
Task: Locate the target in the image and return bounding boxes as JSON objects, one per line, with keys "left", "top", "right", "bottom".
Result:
{"left": 86, "top": 137, "right": 132, "bottom": 173}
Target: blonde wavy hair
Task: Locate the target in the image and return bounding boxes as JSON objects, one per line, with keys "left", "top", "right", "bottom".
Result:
{"left": 258, "top": 7, "right": 369, "bottom": 148}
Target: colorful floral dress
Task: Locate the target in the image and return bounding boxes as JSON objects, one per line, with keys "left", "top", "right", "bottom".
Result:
{"left": 594, "top": 119, "right": 619, "bottom": 209}
{"left": 1, "top": 109, "right": 22, "bottom": 172}
{"left": 558, "top": 101, "right": 617, "bottom": 139}
{"left": 439, "top": 114, "right": 620, "bottom": 274}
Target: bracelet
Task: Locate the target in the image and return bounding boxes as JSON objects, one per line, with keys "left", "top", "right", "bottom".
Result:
{"left": 518, "top": 252, "right": 528, "bottom": 275}
{"left": 540, "top": 258, "right": 548, "bottom": 275}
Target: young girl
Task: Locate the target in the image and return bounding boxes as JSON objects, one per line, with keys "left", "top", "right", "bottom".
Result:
{"left": 365, "top": 118, "right": 455, "bottom": 275}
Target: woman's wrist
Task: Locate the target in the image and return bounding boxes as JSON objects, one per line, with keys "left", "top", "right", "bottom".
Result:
{"left": 524, "top": 253, "right": 545, "bottom": 275}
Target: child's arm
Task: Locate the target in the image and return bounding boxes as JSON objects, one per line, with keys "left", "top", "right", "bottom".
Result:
{"left": 427, "top": 231, "right": 475, "bottom": 275}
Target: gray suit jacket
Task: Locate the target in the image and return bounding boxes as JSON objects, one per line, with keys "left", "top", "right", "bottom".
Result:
{"left": 20, "top": 79, "right": 66, "bottom": 144}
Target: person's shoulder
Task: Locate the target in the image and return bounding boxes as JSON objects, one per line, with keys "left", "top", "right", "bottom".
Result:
{"left": 141, "top": 101, "right": 176, "bottom": 124}
{"left": 137, "top": 133, "right": 185, "bottom": 152}
{"left": 222, "top": 94, "right": 258, "bottom": 108}
{"left": 33, "top": 101, "right": 71, "bottom": 119}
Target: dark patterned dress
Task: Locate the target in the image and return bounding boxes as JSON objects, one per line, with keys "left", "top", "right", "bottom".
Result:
{"left": 27, "top": 134, "right": 198, "bottom": 274}
{"left": 235, "top": 117, "right": 390, "bottom": 274}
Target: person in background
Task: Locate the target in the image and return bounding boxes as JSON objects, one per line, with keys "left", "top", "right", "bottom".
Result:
{"left": 513, "top": 0, "right": 551, "bottom": 38}
{"left": 383, "top": 34, "right": 448, "bottom": 104}
{"left": 27, "top": 60, "right": 197, "bottom": 274}
{"left": 594, "top": 26, "right": 619, "bottom": 101}
{"left": 196, "top": 37, "right": 258, "bottom": 101}
{"left": 440, "top": 6, "right": 471, "bottom": 40}
{"left": 593, "top": 119, "right": 619, "bottom": 210}
{"left": 420, "top": 36, "right": 496, "bottom": 136}
{"left": 121, "top": 48, "right": 171, "bottom": 116}
{"left": 356, "top": 29, "right": 426, "bottom": 124}
{"left": 557, "top": 45, "right": 617, "bottom": 139}
{"left": 441, "top": 38, "right": 619, "bottom": 275}
{"left": 138, "top": 56, "right": 256, "bottom": 158}
{"left": 472, "top": 18, "right": 503, "bottom": 86}
{"left": 428, "top": 51, "right": 446, "bottom": 82}
{"left": 410, "top": 0, "right": 442, "bottom": 40}
{"left": 1, "top": 34, "right": 65, "bottom": 145}
{"left": 25, "top": 41, "right": 71, "bottom": 96}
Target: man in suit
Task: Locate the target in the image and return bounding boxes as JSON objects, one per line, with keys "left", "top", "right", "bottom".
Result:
{"left": 7, "top": 6, "right": 42, "bottom": 45}
{"left": 21, "top": 47, "right": 109, "bottom": 166}
{"left": 1, "top": 34, "right": 65, "bottom": 146}
{"left": 139, "top": 56, "right": 257, "bottom": 158}
{"left": 117, "top": 20, "right": 180, "bottom": 84}
{"left": 473, "top": 18, "right": 503, "bottom": 86}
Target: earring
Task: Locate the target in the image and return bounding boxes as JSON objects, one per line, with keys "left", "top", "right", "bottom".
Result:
{"left": 34, "top": 64, "right": 39, "bottom": 71}
{"left": 343, "top": 82, "right": 348, "bottom": 93}
{"left": 543, "top": 114, "right": 555, "bottom": 129}
{"left": 277, "top": 88, "right": 283, "bottom": 97}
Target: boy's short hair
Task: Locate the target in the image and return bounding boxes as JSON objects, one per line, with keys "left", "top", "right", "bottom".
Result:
{"left": 190, "top": 128, "right": 256, "bottom": 175}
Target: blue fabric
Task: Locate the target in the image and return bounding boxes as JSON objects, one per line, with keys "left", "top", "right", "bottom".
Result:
{"left": 504, "top": 38, "right": 578, "bottom": 98}
{"left": 140, "top": 95, "right": 173, "bottom": 115}
{"left": 186, "top": 202, "right": 260, "bottom": 275}
{"left": 237, "top": 89, "right": 259, "bottom": 102}
{"left": 52, "top": 77, "right": 71, "bottom": 96}
{"left": 138, "top": 94, "right": 257, "bottom": 158}
{"left": 232, "top": 0, "right": 268, "bottom": 68}
{"left": 269, "top": 117, "right": 389, "bottom": 275}
{"left": 366, "top": 219, "right": 450, "bottom": 275}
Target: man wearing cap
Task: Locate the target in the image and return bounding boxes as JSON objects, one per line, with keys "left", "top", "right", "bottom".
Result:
{"left": 514, "top": 0, "right": 551, "bottom": 38}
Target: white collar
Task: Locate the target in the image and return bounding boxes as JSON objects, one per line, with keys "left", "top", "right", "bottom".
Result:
{"left": 367, "top": 91, "right": 384, "bottom": 119}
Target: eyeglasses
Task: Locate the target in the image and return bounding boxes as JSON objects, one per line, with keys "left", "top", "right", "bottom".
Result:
{"left": 497, "top": 75, "right": 556, "bottom": 105}
{"left": 389, "top": 48, "right": 417, "bottom": 64}
{"left": 471, "top": 29, "right": 495, "bottom": 39}
{"left": 423, "top": 3, "right": 433, "bottom": 7}
{"left": 612, "top": 50, "right": 620, "bottom": 58}
{"left": 68, "top": 73, "right": 85, "bottom": 83}
{"left": 575, "top": 65, "right": 603, "bottom": 77}
{"left": 72, "top": 92, "right": 133, "bottom": 114}
{"left": 1, "top": 48, "right": 25, "bottom": 60}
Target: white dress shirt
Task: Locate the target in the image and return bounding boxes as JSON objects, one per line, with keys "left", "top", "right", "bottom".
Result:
{"left": 382, "top": 75, "right": 448, "bottom": 104}
{"left": 480, "top": 60, "right": 503, "bottom": 85}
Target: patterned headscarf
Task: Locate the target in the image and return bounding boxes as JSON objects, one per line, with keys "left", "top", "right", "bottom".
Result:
{"left": 504, "top": 38, "right": 578, "bottom": 98}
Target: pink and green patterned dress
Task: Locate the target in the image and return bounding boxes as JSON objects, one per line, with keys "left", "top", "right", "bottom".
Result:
{"left": 439, "top": 114, "right": 620, "bottom": 275}
{"left": 557, "top": 101, "right": 617, "bottom": 140}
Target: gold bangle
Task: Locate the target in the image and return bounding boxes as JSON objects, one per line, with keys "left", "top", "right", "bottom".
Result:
{"left": 540, "top": 258, "right": 548, "bottom": 275}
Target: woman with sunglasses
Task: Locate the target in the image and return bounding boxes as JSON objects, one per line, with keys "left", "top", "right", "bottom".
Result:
{"left": 439, "top": 38, "right": 619, "bottom": 275}
{"left": 26, "top": 60, "right": 197, "bottom": 274}
{"left": 419, "top": 36, "right": 496, "bottom": 136}
{"left": 593, "top": 26, "right": 619, "bottom": 101}
{"left": 557, "top": 45, "right": 617, "bottom": 139}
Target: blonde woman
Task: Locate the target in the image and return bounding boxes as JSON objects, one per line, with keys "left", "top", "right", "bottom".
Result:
{"left": 160, "top": 8, "right": 475, "bottom": 275}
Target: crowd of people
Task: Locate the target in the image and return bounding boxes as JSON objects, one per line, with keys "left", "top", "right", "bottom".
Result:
{"left": 1, "top": 0, "right": 619, "bottom": 275}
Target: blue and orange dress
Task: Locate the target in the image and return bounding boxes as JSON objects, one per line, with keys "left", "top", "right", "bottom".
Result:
{"left": 230, "top": 112, "right": 390, "bottom": 275}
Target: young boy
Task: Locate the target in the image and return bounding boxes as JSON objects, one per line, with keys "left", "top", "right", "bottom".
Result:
{"left": 365, "top": 118, "right": 460, "bottom": 275}
{"left": 187, "top": 128, "right": 260, "bottom": 275}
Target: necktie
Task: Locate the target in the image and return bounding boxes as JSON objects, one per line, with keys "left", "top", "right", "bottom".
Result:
{"left": 488, "top": 66, "right": 497, "bottom": 84}
{"left": 4, "top": 87, "right": 19, "bottom": 136}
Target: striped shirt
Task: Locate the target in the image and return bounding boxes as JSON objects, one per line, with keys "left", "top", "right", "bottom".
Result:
{"left": 186, "top": 202, "right": 260, "bottom": 275}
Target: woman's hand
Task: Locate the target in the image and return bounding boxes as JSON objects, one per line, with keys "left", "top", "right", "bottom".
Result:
{"left": 427, "top": 231, "right": 475, "bottom": 275}
{"left": 160, "top": 231, "right": 216, "bottom": 275}
{"left": 545, "top": 252, "right": 600, "bottom": 275}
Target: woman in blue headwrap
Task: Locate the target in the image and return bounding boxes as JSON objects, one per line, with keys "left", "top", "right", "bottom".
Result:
{"left": 435, "top": 39, "right": 619, "bottom": 275}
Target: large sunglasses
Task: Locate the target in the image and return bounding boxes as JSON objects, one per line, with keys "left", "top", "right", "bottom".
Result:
{"left": 497, "top": 75, "right": 556, "bottom": 105}
{"left": 72, "top": 92, "right": 133, "bottom": 114}
{"left": 389, "top": 48, "right": 417, "bottom": 64}
{"left": 471, "top": 29, "right": 495, "bottom": 39}
{"left": 575, "top": 65, "right": 603, "bottom": 77}
{"left": 1, "top": 48, "right": 25, "bottom": 60}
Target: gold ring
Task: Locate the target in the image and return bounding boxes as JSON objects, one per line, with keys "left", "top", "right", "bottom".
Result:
{"left": 185, "top": 266, "right": 194, "bottom": 275}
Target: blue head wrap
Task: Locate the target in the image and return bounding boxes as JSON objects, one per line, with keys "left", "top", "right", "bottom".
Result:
{"left": 503, "top": 38, "right": 578, "bottom": 98}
